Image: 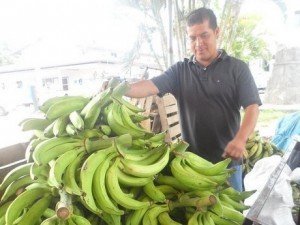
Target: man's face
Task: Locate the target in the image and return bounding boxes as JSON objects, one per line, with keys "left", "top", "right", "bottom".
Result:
{"left": 187, "top": 20, "right": 219, "bottom": 66}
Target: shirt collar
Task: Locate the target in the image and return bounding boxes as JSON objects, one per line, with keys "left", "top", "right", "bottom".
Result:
{"left": 188, "top": 49, "right": 228, "bottom": 65}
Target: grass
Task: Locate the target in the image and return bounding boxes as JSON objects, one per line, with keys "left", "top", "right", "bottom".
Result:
{"left": 241, "top": 109, "right": 293, "bottom": 124}
{"left": 257, "top": 109, "right": 293, "bottom": 126}
{"left": 241, "top": 109, "right": 297, "bottom": 137}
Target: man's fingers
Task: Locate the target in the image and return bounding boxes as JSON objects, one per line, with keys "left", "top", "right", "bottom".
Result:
{"left": 100, "top": 80, "right": 109, "bottom": 92}
{"left": 223, "top": 150, "right": 243, "bottom": 160}
{"left": 222, "top": 152, "right": 228, "bottom": 158}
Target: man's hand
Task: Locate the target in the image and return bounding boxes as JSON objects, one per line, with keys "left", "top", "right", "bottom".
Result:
{"left": 222, "top": 137, "right": 246, "bottom": 160}
{"left": 100, "top": 77, "right": 124, "bottom": 92}
{"left": 100, "top": 80, "right": 109, "bottom": 92}
{"left": 223, "top": 104, "right": 259, "bottom": 161}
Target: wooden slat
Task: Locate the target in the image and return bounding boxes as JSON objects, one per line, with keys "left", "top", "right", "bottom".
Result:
{"left": 144, "top": 96, "right": 153, "bottom": 114}
{"left": 137, "top": 98, "right": 146, "bottom": 108}
{"left": 169, "top": 123, "right": 181, "bottom": 139}
{"left": 129, "top": 96, "right": 155, "bottom": 132}
{"left": 154, "top": 94, "right": 182, "bottom": 142}
{"left": 130, "top": 98, "right": 138, "bottom": 105}
{"left": 140, "top": 96, "right": 154, "bottom": 131}
{"left": 155, "top": 96, "right": 171, "bottom": 142}
{"left": 167, "top": 114, "right": 179, "bottom": 126}
{"left": 163, "top": 94, "right": 177, "bottom": 106}
{"left": 165, "top": 105, "right": 178, "bottom": 115}
{"left": 151, "top": 114, "right": 161, "bottom": 133}
{"left": 155, "top": 97, "right": 168, "bottom": 129}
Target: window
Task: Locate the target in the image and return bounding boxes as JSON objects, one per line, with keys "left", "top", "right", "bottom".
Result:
{"left": 62, "top": 77, "right": 69, "bottom": 91}
{"left": 42, "top": 77, "right": 59, "bottom": 89}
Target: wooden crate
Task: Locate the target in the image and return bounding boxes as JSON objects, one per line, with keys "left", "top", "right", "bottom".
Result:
{"left": 129, "top": 96, "right": 154, "bottom": 131}
{"left": 155, "top": 94, "right": 181, "bottom": 142}
{"left": 130, "top": 93, "right": 181, "bottom": 143}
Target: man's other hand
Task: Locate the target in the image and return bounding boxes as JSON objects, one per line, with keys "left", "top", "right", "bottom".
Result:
{"left": 222, "top": 137, "right": 245, "bottom": 160}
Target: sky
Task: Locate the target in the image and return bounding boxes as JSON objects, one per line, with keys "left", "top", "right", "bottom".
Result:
{"left": 0, "top": 0, "right": 143, "bottom": 65}
{"left": 0, "top": 0, "right": 299, "bottom": 66}
{"left": 241, "top": 0, "right": 300, "bottom": 49}
{"left": 0, "top": 0, "right": 140, "bottom": 47}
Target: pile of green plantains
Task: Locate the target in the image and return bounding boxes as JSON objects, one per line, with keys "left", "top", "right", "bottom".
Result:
{"left": 0, "top": 80, "right": 255, "bottom": 225}
{"left": 243, "top": 130, "right": 283, "bottom": 175}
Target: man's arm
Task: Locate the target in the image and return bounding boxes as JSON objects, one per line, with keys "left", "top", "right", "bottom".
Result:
{"left": 126, "top": 80, "right": 159, "bottom": 98}
{"left": 223, "top": 104, "right": 260, "bottom": 160}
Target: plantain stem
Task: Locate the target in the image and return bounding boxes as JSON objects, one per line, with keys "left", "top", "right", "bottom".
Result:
{"left": 84, "top": 138, "right": 113, "bottom": 153}
{"left": 56, "top": 189, "right": 73, "bottom": 220}
{"left": 168, "top": 195, "right": 217, "bottom": 211}
{"left": 84, "top": 133, "right": 132, "bottom": 154}
{"left": 111, "top": 81, "right": 130, "bottom": 98}
{"left": 171, "top": 140, "right": 189, "bottom": 154}
{"left": 196, "top": 195, "right": 217, "bottom": 209}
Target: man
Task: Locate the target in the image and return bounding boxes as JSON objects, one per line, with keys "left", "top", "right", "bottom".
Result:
{"left": 125, "top": 7, "right": 261, "bottom": 191}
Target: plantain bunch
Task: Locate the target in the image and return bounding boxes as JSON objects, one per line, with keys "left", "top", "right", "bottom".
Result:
{"left": 0, "top": 80, "right": 255, "bottom": 225}
{"left": 291, "top": 182, "right": 300, "bottom": 222}
{"left": 243, "top": 130, "right": 283, "bottom": 175}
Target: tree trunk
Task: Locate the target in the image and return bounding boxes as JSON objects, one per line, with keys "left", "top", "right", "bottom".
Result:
{"left": 150, "top": 0, "right": 168, "bottom": 68}
{"left": 218, "top": 0, "right": 244, "bottom": 53}
{"left": 174, "top": 0, "right": 186, "bottom": 61}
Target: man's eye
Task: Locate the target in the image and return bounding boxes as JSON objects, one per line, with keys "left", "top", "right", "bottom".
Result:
{"left": 202, "top": 34, "right": 209, "bottom": 39}
{"left": 189, "top": 37, "right": 196, "bottom": 42}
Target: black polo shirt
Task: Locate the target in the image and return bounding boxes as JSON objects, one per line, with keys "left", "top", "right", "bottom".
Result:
{"left": 151, "top": 50, "right": 262, "bottom": 163}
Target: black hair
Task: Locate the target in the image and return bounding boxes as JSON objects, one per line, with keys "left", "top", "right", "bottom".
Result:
{"left": 187, "top": 7, "right": 217, "bottom": 29}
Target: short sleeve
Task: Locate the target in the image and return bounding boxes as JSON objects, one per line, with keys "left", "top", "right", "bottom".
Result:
{"left": 151, "top": 63, "right": 180, "bottom": 97}
{"left": 236, "top": 62, "right": 262, "bottom": 108}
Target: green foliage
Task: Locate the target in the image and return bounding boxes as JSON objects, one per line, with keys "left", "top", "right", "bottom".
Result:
{"left": 118, "top": 0, "right": 273, "bottom": 69}
{"left": 228, "top": 15, "right": 271, "bottom": 63}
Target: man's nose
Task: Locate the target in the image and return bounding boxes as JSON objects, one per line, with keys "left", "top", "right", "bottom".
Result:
{"left": 195, "top": 37, "right": 202, "bottom": 47}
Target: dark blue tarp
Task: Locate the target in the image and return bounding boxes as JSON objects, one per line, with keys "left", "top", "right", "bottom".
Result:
{"left": 271, "top": 112, "right": 300, "bottom": 151}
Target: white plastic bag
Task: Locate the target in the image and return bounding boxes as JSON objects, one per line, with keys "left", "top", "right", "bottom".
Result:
{"left": 290, "top": 167, "right": 300, "bottom": 184}
{"left": 243, "top": 155, "right": 295, "bottom": 225}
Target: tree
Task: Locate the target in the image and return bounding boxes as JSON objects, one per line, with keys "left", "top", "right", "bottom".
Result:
{"left": 119, "top": 0, "right": 270, "bottom": 74}
{"left": 217, "top": 0, "right": 245, "bottom": 50}
{"left": 119, "top": 0, "right": 211, "bottom": 72}
{"left": 118, "top": 0, "right": 168, "bottom": 73}
{"left": 228, "top": 15, "right": 271, "bottom": 63}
